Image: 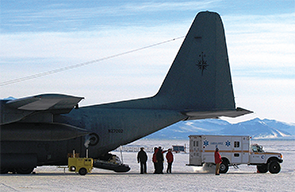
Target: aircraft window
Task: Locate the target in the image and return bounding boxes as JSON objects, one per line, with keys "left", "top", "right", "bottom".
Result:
{"left": 234, "top": 141, "right": 240, "bottom": 148}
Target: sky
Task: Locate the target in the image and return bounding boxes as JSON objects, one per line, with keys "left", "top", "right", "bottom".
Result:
{"left": 1, "top": 0, "right": 294, "bottom": 124}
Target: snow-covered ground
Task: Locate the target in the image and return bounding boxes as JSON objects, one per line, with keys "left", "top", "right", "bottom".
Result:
{"left": 1, "top": 140, "right": 294, "bottom": 191}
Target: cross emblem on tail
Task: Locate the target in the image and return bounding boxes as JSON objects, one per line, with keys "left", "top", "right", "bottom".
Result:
{"left": 197, "top": 52, "right": 208, "bottom": 75}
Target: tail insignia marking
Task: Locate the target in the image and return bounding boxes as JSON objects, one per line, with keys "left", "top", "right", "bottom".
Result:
{"left": 197, "top": 52, "right": 208, "bottom": 75}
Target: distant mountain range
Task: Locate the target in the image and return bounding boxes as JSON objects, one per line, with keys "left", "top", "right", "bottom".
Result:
{"left": 145, "top": 118, "right": 295, "bottom": 140}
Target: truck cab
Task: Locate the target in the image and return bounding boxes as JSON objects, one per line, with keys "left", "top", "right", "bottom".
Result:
{"left": 249, "top": 144, "right": 283, "bottom": 174}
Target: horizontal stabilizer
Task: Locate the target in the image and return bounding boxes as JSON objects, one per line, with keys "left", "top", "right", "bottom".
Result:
{"left": 184, "top": 107, "right": 253, "bottom": 120}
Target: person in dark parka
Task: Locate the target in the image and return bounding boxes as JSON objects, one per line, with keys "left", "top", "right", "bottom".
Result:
{"left": 137, "top": 147, "right": 148, "bottom": 174}
{"left": 156, "top": 147, "right": 164, "bottom": 174}
{"left": 152, "top": 147, "right": 158, "bottom": 173}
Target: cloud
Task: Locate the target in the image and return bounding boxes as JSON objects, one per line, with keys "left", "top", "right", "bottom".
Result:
{"left": 223, "top": 13, "right": 295, "bottom": 80}
{"left": 0, "top": 22, "right": 186, "bottom": 104}
{"left": 1, "top": 0, "right": 219, "bottom": 32}
{"left": 121, "top": 0, "right": 220, "bottom": 12}
{"left": 230, "top": 77, "right": 295, "bottom": 123}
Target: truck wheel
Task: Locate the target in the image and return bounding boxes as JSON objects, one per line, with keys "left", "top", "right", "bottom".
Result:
{"left": 269, "top": 161, "right": 281, "bottom": 174}
{"left": 257, "top": 164, "right": 268, "bottom": 173}
{"left": 69, "top": 166, "right": 76, "bottom": 171}
{"left": 219, "top": 162, "right": 229, "bottom": 173}
{"left": 16, "top": 167, "right": 34, "bottom": 174}
{"left": 79, "top": 168, "right": 87, "bottom": 175}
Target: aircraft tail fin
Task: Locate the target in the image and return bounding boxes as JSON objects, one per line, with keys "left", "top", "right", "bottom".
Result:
{"left": 154, "top": 12, "right": 236, "bottom": 113}
{"left": 95, "top": 11, "right": 252, "bottom": 119}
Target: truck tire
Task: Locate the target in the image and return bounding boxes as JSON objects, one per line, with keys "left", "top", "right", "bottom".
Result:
{"left": 219, "top": 162, "right": 229, "bottom": 173}
{"left": 257, "top": 164, "right": 268, "bottom": 173}
{"left": 268, "top": 161, "right": 280, "bottom": 174}
{"left": 69, "top": 166, "right": 76, "bottom": 171}
{"left": 79, "top": 168, "right": 87, "bottom": 175}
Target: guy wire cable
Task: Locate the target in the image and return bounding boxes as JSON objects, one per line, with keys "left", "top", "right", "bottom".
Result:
{"left": 0, "top": 36, "right": 184, "bottom": 86}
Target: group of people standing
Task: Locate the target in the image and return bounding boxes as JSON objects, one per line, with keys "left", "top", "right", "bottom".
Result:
{"left": 138, "top": 146, "right": 222, "bottom": 175}
{"left": 153, "top": 147, "right": 174, "bottom": 174}
{"left": 137, "top": 147, "right": 174, "bottom": 174}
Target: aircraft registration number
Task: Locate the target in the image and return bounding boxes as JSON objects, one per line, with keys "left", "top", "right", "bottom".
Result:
{"left": 108, "top": 129, "right": 123, "bottom": 133}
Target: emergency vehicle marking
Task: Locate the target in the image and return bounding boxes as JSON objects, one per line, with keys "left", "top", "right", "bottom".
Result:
{"left": 210, "top": 142, "right": 223, "bottom": 146}
{"left": 225, "top": 140, "right": 231, "bottom": 147}
{"left": 252, "top": 152, "right": 282, "bottom": 155}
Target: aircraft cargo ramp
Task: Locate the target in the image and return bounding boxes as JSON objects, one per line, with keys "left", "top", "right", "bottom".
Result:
{"left": 93, "top": 160, "right": 130, "bottom": 172}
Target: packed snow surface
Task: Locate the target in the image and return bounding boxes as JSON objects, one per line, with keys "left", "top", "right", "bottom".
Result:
{"left": 1, "top": 140, "right": 294, "bottom": 191}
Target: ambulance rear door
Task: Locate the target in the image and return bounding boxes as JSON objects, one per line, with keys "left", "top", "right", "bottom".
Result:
{"left": 189, "top": 135, "right": 202, "bottom": 165}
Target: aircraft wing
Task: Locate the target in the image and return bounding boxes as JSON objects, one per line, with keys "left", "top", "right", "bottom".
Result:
{"left": 1, "top": 94, "right": 84, "bottom": 125}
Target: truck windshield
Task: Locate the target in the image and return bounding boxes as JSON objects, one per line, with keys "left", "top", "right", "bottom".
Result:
{"left": 251, "top": 144, "right": 264, "bottom": 152}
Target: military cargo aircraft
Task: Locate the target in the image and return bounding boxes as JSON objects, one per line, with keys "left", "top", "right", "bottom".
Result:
{"left": 0, "top": 11, "right": 252, "bottom": 174}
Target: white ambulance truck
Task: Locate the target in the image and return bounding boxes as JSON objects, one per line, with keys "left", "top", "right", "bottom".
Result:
{"left": 188, "top": 135, "right": 283, "bottom": 174}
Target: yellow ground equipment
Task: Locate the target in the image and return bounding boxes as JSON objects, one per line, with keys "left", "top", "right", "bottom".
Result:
{"left": 68, "top": 157, "right": 93, "bottom": 175}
